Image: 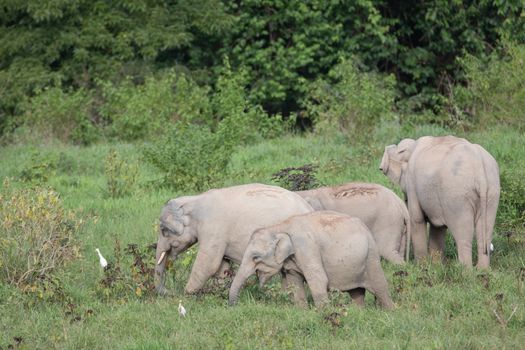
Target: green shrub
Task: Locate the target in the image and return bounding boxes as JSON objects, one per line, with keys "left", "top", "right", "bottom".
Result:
{"left": 305, "top": 58, "right": 396, "bottom": 136}
{"left": 100, "top": 71, "right": 211, "bottom": 141}
{"left": 104, "top": 149, "right": 138, "bottom": 198}
{"left": 143, "top": 66, "right": 283, "bottom": 191}
{"left": 451, "top": 41, "right": 525, "bottom": 130}
{"left": 0, "top": 179, "right": 81, "bottom": 288}
{"left": 498, "top": 170, "right": 525, "bottom": 231}
{"left": 142, "top": 123, "right": 228, "bottom": 191}
{"left": 20, "top": 86, "right": 97, "bottom": 145}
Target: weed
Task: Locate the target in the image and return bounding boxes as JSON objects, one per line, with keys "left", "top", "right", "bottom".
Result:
{"left": 104, "top": 149, "right": 138, "bottom": 198}
{"left": 0, "top": 179, "right": 81, "bottom": 287}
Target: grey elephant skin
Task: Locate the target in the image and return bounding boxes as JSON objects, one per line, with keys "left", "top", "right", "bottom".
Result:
{"left": 229, "top": 211, "right": 394, "bottom": 309}
{"left": 380, "top": 135, "right": 500, "bottom": 268}
{"left": 297, "top": 182, "right": 410, "bottom": 264}
{"left": 155, "top": 183, "right": 313, "bottom": 296}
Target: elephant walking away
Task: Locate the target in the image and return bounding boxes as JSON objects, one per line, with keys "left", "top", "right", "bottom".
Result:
{"left": 229, "top": 211, "right": 394, "bottom": 309}
{"left": 297, "top": 182, "right": 410, "bottom": 264}
{"left": 154, "top": 183, "right": 313, "bottom": 296}
{"left": 380, "top": 136, "right": 500, "bottom": 268}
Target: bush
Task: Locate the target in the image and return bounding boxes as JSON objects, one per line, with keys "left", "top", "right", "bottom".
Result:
{"left": 451, "top": 41, "right": 525, "bottom": 130}
{"left": 104, "top": 149, "right": 138, "bottom": 198}
{"left": 143, "top": 123, "right": 228, "bottom": 191}
{"left": 100, "top": 71, "right": 212, "bottom": 141}
{"left": 143, "top": 66, "right": 283, "bottom": 191}
{"left": 498, "top": 170, "right": 525, "bottom": 231}
{"left": 305, "top": 58, "right": 396, "bottom": 136}
{"left": 20, "top": 86, "right": 97, "bottom": 145}
{"left": 0, "top": 179, "right": 81, "bottom": 287}
{"left": 271, "top": 164, "right": 321, "bottom": 191}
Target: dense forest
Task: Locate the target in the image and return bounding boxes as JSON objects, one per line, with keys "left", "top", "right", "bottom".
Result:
{"left": 1, "top": 0, "right": 524, "bottom": 141}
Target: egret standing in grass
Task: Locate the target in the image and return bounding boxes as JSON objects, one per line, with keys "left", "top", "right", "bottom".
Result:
{"left": 178, "top": 300, "right": 186, "bottom": 317}
{"left": 95, "top": 248, "right": 108, "bottom": 269}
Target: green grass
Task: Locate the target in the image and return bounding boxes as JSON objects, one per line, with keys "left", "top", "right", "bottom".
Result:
{"left": 1, "top": 125, "right": 524, "bottom": 349}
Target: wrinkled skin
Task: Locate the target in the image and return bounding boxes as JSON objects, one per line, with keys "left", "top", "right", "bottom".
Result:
{"left": 229, "top": 211, "right": 394, "bottom": 309}
{"left": 297, "top": 183, "right": 410, "bottom": 264}
{"left": 155, "top": 183, "right": 313, "bottom": 296}
{"left": 380, "top": 136, "right": 500, "bottom": 268}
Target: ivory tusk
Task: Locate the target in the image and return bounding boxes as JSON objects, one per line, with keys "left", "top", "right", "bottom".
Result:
{"left": 157, "top": 251, "right": 166, "bottom": 265}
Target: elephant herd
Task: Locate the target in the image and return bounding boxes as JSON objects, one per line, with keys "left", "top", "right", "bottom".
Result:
{"left": 154, "top": 135, "right": 500, "bottom": 309}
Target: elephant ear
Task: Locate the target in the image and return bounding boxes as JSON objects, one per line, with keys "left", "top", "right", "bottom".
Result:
{"left": 274, "top": 233, "right": 294, "bottom": 265}
{"left": 396, "top": 138, "right": 416, "bottom": 161}
{"left": 160, "top": 200, "right": 188, "bottom": 236}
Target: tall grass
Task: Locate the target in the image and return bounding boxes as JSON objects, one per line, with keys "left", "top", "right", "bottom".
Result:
{"left": 1, "top": 125, "right": 524, "bottom": 349}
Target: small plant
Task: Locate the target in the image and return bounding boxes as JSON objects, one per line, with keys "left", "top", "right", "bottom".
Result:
{"left": 271, "top": 164, "right": 321, "bottom": 191}
{"left": 0, "top": 179, "right": 81, "bottom": 287}
{"left": 96, "top": 240, "right": 156, "bottom": 301}
{"left": 104, "top": 149, "right": 138, "bottom": 198}
{"left": 18, "top": 152, "right": 57, "bottom": 184}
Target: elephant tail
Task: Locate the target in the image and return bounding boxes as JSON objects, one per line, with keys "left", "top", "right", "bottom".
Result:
{"left": 393, "top": 193, "right": 411, "bottom": 262}
{"left": 401, "top": 201, "right": 411, "bottom": 262}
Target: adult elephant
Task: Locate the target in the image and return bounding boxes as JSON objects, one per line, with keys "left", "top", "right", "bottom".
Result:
{"left": 296, "top": 183, "right": 410, "bottom": 264}
{"left": 380, "top": 136, "right": 500, "bottom": 268}
{"left": 154, "top": 183, "right": 313, "bottom": 296}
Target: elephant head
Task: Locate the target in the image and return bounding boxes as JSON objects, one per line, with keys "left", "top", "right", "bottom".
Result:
{"left": 228, "top": 230, "right": 293, "bottom": 305}
{"left": 380, "top": 138, "right": 416, "bottom": 192}
{"left": 155, "top": 198, "right": 197, "bottom": 295}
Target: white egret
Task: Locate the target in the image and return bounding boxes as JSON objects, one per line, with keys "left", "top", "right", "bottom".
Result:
{"left": 490, "top": 243, "right": 494, "bottom": 253}
{"left": 95, "top": 248, "right": 108, "bottom": 268}
{"left": 178, "top": 300, "right": 186, "bottom": 317}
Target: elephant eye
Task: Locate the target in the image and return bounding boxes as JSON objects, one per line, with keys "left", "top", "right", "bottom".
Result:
{"left": 253, "top": 255, "right": 262, "bottom": 263}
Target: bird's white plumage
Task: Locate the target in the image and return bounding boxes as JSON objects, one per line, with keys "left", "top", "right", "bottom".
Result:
{"left": 178, "top": 300, "right": 186, "bottom": 317}
{"left": 96, "top": 248, "right": 108, "bottom": 268}
{"left": 490, "top": 243, "right": 494, "bottom": 253}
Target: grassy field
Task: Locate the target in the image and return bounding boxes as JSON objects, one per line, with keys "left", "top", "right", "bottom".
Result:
{"left": 1, "top": 124, "right": 524, "bottom": 349}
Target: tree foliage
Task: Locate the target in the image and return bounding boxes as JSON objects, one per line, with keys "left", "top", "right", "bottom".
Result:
{"left": 0, "top": 0, "right": 524, "bottom": 137}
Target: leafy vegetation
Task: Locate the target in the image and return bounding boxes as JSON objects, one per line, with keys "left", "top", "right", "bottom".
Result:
{"left": 1, "top": 125, "right": 524, "bottom": 348}
{"left": 1, "top": 2, "right": 525, "bottom": 348}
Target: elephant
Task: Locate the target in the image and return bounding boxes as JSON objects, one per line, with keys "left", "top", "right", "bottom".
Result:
{"left": 296, "top": 182, "right": 410, "bottom": 264}
{"left": 380, "top": 135, "right": 500, "bottom": 268}
{"left": 154, "top": 183, "right": 313, "bottom": 296}
{"left": 228, "top": 211, "right": 394, "bottom": 309}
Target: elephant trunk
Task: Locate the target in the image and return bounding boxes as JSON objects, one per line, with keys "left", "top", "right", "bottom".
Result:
{"left": 228, "top": 261, "right": 255, "bottom": 306}
{"left": 154, "top": 242, "right": 175, "bottom": 296}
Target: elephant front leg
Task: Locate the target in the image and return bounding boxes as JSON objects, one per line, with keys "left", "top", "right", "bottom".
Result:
{"left": 303, "top": 269, "right": 329, "bottom": 308}
{"left": 185, "top": 247, "right": 225, "bottom": 294}
{"left": 429, "top": 225, "right": 447, "bottom": 263}
{"left": 284, "top": 272, "right": 307, "bottom": 307}
{"left": 348, "top": 288, "right": 365, "bottom": 307}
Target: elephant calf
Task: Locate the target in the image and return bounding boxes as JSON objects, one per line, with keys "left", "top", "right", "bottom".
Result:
{"left": 229, "top": 211, "right": 394, "bottom": 309}
{"left": 297, "top": 182, "right": 410, "bottom": 264}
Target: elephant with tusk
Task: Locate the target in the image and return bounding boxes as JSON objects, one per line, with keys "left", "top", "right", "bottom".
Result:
{"left": 228, "top": 211, "right": 394, "bottom": 309}
{"left": 154, "top": 183, "right": 313, "bottom": 296}
{"left": 380, "top": 135, "right": 500, "bottom": 268}
{"left": 296, "top": 182, "right": 410, "bottom": 264}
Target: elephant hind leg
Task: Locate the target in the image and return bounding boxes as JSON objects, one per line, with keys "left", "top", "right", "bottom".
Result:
{"left": 366, "top": 255, "right": 394, "bottom": 310}
{"left": 447, "top": 215, "right": 475, "bottom": 268}
{"left": 348, "top": 288, "right": 365, "bottom": 307}
{"left": 428, "top": 225, "right": 447, "bottom": 263}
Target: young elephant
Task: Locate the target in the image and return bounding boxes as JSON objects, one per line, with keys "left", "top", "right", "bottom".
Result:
{"left": 155, "top": 183, "right": 313, "bottom": 296}
{"left": 380, "top": 136, "right": 500, "bottom": 268}
{"left": 228, "top": 211, "right": 394, "bottom": 309}
{"left": 297, "top": 183, "right": 410, "bottom": 264}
